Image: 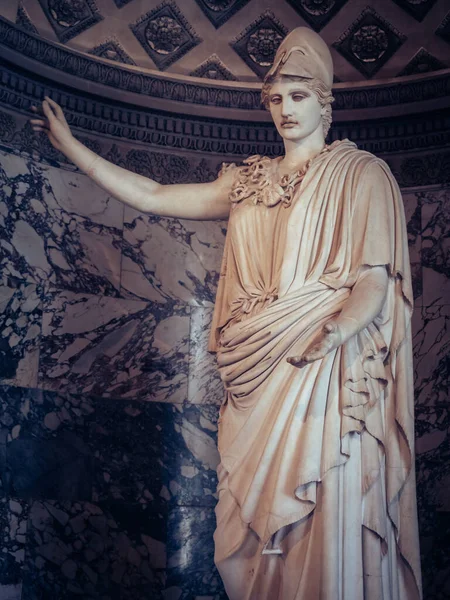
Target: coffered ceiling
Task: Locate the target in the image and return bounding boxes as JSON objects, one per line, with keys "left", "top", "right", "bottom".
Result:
{"left": 5, "top": 0, "right": 450, "bottom": 82}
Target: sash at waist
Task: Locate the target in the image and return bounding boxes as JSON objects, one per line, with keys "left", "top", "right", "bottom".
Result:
{"left": 217, "top": 282, "right": 350, "bottom": 398}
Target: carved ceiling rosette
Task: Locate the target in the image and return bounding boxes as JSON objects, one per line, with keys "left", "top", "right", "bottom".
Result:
{"left": 37, "top": 0, "right": 103, "bottom": 43}
{"left": 194, "top": 0, "right": 251, "bottom": 28}
{"left": 333, "top": 7, "right": 406, "bottom": 78}
{"left": 391, "top": 0, "right": 438, "bottom": 22}
{"left": 231, "top": 11, "right": 287, "bottom": 79}
{"left": 285, "top": 0, "right": 350, "bottom": 32}
{"left": 130, "top": 1, "right": 201, "bottom": 70}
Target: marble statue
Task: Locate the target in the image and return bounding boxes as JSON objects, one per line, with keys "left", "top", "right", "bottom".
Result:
{"left": 31, "top": 27, "right": 422, "bottom": 600}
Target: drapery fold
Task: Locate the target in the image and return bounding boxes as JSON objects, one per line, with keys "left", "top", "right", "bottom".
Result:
{"left": 209, "top": 140, "right": 421, "bottom": 599}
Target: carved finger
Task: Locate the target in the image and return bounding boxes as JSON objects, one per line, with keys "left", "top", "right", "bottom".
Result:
{"left": 41, "top": 100, "right": 54, "bottom": 121}
{"left": 302, "top": 348, "right": 326, "bottom": 362}
{"left": 29, "top": 119, "right": 47, "bottom": 127}
{"left": 323, "top": 321, "right": 337, "bottom": 334}
{"left": 45, "top": 96, "right": 67, "bottom": 122}
{"left": 286, "top": 355, "right": 306, "bottom": 367}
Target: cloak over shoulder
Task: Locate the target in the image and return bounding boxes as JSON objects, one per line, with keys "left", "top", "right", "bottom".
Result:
{"left": 210, "top": 141, "right": 421, "bottom": 600}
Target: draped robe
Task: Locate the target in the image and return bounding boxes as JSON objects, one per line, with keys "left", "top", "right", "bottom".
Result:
{"left": 208, "top": 140, "right": 422, "bottom": 600}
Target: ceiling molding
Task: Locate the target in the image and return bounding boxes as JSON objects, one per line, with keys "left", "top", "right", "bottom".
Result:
{"left": 0, "top": 58, "right": 449, "bottom": 164}
{"left": 1, "top": 17, "right": 450, "bottom": 123}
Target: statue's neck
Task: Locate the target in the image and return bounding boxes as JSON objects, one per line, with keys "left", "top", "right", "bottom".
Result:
{"left": 279, "top": 129, "right": 326, "bottom": 176}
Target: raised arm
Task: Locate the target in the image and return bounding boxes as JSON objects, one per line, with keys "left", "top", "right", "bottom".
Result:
{"left": 30, "top": 97, "right": 232, "bottom": 221}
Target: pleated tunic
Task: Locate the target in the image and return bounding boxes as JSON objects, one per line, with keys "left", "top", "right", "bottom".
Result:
{"left": 208, "top": 140, "right": 422, "bottom": 600}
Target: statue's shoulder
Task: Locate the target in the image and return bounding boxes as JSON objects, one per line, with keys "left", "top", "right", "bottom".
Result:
{"left": 333, "top": 139, "right": 394, "bottom": 177}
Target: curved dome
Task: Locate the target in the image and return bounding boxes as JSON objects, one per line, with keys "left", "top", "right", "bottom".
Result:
{"left": 6, "top": 0, "right": 450, "bottom": 83}
{"left": 0, "top": 1, "right": 449, "bottom": 189}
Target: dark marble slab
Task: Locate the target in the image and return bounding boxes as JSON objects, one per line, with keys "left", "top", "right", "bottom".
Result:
{"left": 416, "top": 405, "right": 450, "bottom": 514}
{"left": 166, "top": 506, "right": 226, "bottom": 600}
{"left": 165, "top": 403, "right": 220, "bottom": 507}
{"left": 403, "top": 190, "right": 423, "bottom": 305}
{"left": 22, "top": 499, "right": 166, "bottom": 600}
{"left": 420, "top": 511, "right": 450, "bottom": 600}
{"left": 0, "top": 385, "right": 171, "bottom": 506}
{"left": 0, "top": 385, "right": 223, "bottom": 509}
{"left": 38, "top": 290, "right": 190, "bottom": 402}
{"left": 0, "top": 496, "right": 28, "bottom": 597}
{"left": 420, "top": 188, "right": 449, "bottom": 307}
{"left": 0, "top": 150, "right": 124, "bottom": 297}
{"left": 0, "top": 282, "right": 42, "bottom": 389}
{"left": 0, "top": 385, "right": 93, "bottom": 502}
{"left": 412, "top": 303, "right": 449, "bottom": 407}
{"left": 415, "top": 403, "right": 450, "bottom": 600}
{"left": 86, "top": 398, "right": 170, "bottom": 506}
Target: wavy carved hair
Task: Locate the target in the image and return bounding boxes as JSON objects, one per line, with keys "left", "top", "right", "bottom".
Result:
{"left": 261, "top": 75, "right": 335, "bottom": 138}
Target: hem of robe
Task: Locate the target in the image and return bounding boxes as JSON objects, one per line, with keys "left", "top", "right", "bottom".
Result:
{"left": 210, "top": 142, "right": 422, "bottom": 598}
{"left": 216, "top": 315, "right": 421, "bottom": 598}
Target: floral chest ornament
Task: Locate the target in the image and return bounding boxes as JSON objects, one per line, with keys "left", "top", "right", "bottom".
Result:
{"left": 224, "top": 150, "right": 329, "bottom": 209}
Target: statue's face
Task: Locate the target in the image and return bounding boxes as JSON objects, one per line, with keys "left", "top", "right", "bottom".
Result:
{"left": 267, "top": 79, "right": 324, "bottom": 143}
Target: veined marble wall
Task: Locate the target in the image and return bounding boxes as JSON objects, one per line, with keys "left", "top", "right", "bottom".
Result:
{"left": 0, "top": 146, "right": 449, "bottom": 600}
{"left": 0, "top": 146, "right": 226, "bottom": 600}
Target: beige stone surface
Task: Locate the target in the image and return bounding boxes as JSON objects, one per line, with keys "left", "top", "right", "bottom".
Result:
{"left": 211, "top": 141, "right": 421, "bottom": 599}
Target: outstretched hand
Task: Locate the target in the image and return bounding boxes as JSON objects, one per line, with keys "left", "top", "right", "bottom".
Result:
{"left": 287, "top": 320, "right": 343, "bottom": 367}
{"left": 29, "top": 96, "right": 74, "bottom": 152}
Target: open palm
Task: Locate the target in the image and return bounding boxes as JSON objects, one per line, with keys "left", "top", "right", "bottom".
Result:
{"left": 287, "top": 320, "right": 343, "bottom": 366}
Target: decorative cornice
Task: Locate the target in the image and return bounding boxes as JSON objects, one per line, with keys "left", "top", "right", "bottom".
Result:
{"left": 393, "top": 151, "right": 450, "bottom": 187}
{"left": 1, "top": 123, "right": 449, "bottom": 190}
{"left": 0, "top": 18, "right": 449, "bottom": 120}
{"left": 0, "top": 60, "right": 449, "bottom": 162}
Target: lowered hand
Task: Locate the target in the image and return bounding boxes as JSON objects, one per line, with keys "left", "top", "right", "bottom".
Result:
{"left": 287, "top": 319, "right": 343, "bottom": 366}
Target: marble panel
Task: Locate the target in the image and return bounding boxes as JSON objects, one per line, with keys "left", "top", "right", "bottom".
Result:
{"left": 415, "top": 404, "right": 450, "bottom": 600}
{"left": 412, "top": 303, "right": 449, "bottom": 407}
{"left": 416, "top": 406, "right": 450, "bottom": 510}
{"left": 419, "top": 510, "right": 450, "bottom": 600}
{"left": 121, "top": 208, "right": 226, "bottom": 306}
{"left": 402, "top": 190, "right": 422, "bottom": 304}
{"left": 0, "top": 385, "right": 174, "bottom": 506}
{"left": 22, "top": 499, "right": 166, "bottom": 600}
{"left": 165, "top": 404, "right": 220, "bottom": 507}
{"left": 420, "top": 188, "right": 450, "bottom": 307}
{"left": 166, "top": 506, "right": 226, "bottom": 600}
{"left": 0, "top": 282, "right": 41, "bottom": 389}
{"left": 0, "top": 150, "right": 124, "bottom": 296}
{"left": 0, "top": 497, "right": 28, "bottom": 593}
{"left": 85, "top": 397, "right": 171, "bottom": 506}
{"left": 0, "top": 385, "right": 92, "bottom": 501}
{"left": 0, "top": 583, "right": 22, "bottom": 600}
{"left": 188, "top": 307, "right": 224, "bottom": 406}
{"left": 38, "top": 290, "right": 190, "bottom": 402}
